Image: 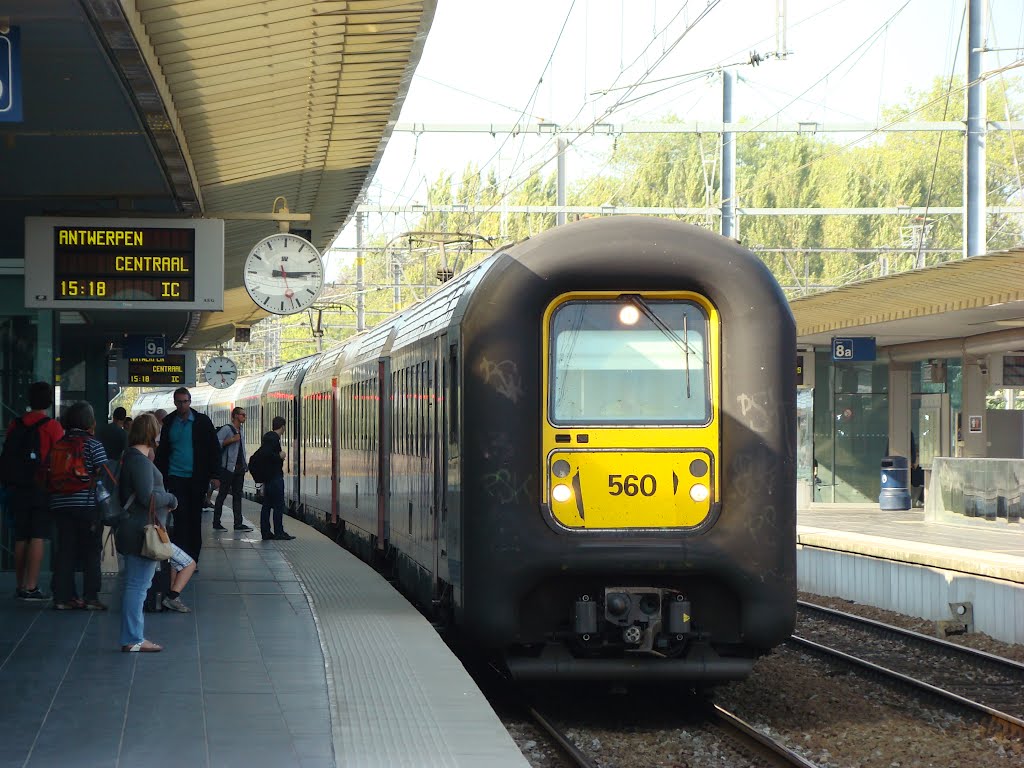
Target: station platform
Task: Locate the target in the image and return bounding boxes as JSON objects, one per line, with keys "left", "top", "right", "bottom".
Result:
{"left": 798, "top": 504, "right": 1024, "bottom": 645}
{"left": 0, "top": 504, "right": 528, "bottom": 768}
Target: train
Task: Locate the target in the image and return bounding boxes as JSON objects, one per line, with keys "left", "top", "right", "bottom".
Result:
{"left": 132, "top": 216, "right": 797, "bottom": 682}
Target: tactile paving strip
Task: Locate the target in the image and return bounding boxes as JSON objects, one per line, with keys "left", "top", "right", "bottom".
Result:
{"left": 270, "top": 521, "right": 528, "bottom": 767}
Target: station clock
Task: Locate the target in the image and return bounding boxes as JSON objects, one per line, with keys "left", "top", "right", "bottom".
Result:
{"left": 243, "top": 233, "right": 325, "bottom": 315}
{"left": 204, "top": 356, "right": 238, "bottom": 389}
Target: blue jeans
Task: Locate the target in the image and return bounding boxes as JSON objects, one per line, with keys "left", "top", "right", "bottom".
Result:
{"left": 260, "top": 475, "right": 286, "bottom": 537}
{"left": 120, "top": 554, "right": 158, "bottom": 646}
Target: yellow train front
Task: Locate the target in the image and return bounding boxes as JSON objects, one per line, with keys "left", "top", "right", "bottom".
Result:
{"left": 460, "top": 217, "right": 796, "bottom": 682}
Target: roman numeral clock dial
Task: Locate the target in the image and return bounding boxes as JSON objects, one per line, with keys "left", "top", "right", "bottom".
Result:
{"left": 243, "top": 233, "right": 325, "bottom": 315}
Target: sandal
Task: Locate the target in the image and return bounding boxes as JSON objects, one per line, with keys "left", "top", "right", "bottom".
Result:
{"left": 54, "top": 598, "right": 86, "bottom": 611}
{"left": 83, "top": 600, "right": 108, "bottom": 611}
{"left": 121, "top": 640, "right": 163, "bottom": 653}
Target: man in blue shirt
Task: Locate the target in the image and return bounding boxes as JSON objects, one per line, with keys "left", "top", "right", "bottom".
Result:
{"left": 155, "top": 387, "right": 221, "bottom": 563}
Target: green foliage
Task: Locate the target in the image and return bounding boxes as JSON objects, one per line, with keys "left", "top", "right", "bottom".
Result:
{"left": 255, "top": 76, "right": 1024, "bottom": 357}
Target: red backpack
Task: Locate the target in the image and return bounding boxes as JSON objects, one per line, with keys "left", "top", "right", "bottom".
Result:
{"left": 47, "top": 434, "right": 91, "bottom": 495}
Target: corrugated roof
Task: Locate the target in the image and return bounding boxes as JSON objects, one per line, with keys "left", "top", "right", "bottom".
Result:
{"left": 123, "top": 0, "right": 436, "bottom": 346}
{"left": 790, "top": 248, "right": 1024, "bottom": 338}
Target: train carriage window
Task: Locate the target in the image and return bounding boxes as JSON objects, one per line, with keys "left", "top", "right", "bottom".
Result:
{"left": 549, "top": 298, "right": 712, "bottom": 425}
{"left": 414, "top": 363, "right": 421, "bottom": 457}
{"left": 419, "top": 362, "right": 426, "bottom": 457}
{"left": 448, "top": 344, "right": 459, "bottom": 447}
{"left": 423, "top": 361, "right": 431, "bottom": 457}
{"left": 391, "top": 373, "right": 397, "bottom": 453}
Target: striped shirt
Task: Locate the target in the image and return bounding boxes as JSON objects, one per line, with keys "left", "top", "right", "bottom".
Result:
{"left": 48, "top": 430, "right": 108, "bottom": 512}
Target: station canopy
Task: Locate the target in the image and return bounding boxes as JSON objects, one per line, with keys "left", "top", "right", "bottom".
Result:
{"left": 3, "top": 0, "right": 436, "bottom": 348}
{"left": 791, "top": 248, "right": 1024, "bottom": 355}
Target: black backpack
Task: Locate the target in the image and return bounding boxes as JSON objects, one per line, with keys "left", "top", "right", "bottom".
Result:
{"left": 0, "top": 417, "right": 50, "bottom": 488}
{"left": 248, "top": 447, "right": 269, "bottom": 483}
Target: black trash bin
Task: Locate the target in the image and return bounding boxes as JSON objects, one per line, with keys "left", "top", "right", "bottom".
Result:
{"left": 879, "top": 455, "right": 911, "bottom": 511}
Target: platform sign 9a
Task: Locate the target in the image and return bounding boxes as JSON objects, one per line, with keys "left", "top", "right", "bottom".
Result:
{"left": 831, "top": 337, "right": 876, "bottom": 362}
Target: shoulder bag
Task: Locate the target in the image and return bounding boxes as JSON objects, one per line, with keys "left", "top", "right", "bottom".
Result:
{"left": 140, "top": 496, "right": 173, "bottom": 561}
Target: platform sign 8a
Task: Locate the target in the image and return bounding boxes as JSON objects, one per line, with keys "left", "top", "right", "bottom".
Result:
{"left": 831, "top": 337, "right": 876, "bottom": 362}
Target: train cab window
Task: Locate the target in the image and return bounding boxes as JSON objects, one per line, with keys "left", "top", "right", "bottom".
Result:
{"left": 549, "top": 298, "right": 711, "bottom": 425}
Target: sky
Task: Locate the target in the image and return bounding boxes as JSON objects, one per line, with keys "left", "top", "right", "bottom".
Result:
{"left": 325, "top": 0, "right": 1024, "bottom": 268}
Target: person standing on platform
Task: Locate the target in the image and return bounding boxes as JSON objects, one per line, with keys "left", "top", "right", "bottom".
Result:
{"left": 259, "top": 416, "right": 294, "bottom": 541}
{"left": 2, "top": 381, "right": 64, "bottom": 601}
{"left": 213, "top": 407, "right": 252, "bottom": 532}
{"left": 49, "top": 402, "right": 108, "bottom": 611}
{"left": 155, "top": 387, "right": 220, "bottom": 565}
{"left": 117, "top": 414, "right": 177, "bottom": 652}
{"left": 96, "top": 406, "right": 128, "bottom": 462}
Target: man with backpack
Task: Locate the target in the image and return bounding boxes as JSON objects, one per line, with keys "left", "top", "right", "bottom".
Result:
{"left": 1, "top": 381, "right": 64, "bottom": 601}
{"left": 212, "top": 407, "right": 252, "bottom": 532}
{"left": 258, "top": 416, "right": 294, "bottom": 541}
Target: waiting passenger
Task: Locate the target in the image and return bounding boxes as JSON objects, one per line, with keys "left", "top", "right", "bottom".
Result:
{"left": 2, "top": 381, "right": 65, "bottom": 602}
{"left": 162, "top": 539, "right": 197, "bottom": 613}
{"left": 116, "top": 414, "right": 178, "bottom": 652}
{"left": 213, "top": 407, "right": 252, "bottom": 532}
{"left": 96, "top": 406, "right": 128, "bottom": 461}
{"left": 49, "top": 402, "right": 108, "bottom": 611}
{"left": 155, "top": 387, "right": 221, "bottom": 565}
{"left": 259, "top": 416, "right": 294, "bottom": 541}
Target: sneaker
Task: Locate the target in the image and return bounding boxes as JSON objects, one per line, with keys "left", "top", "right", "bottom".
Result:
{"left": 233, "top": 523, "right": 253, "bottom": 532}
{"left": 19, "top": 588, "right": 50, "bottom": 602}
{"left": 161, "top": 596, "right": 191, "bottom": 613}
{"left": 212, "top": 523, "right": 227, "bottom": 531}
{"left": 14, "top": 588, "right": 26, "bottom": 599}
{"left": 274, "top": 532, "right": 296, "bottom": 541}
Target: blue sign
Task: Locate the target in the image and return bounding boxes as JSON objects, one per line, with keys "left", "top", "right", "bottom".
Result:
{"left": 125, "top": 334, "right": 167, "bottom": 358}
{"left": 0, "top": 28, "right": 22, "bottom": 123}
{"left": 832, "top": 337, "right": 876, "bottom": 362}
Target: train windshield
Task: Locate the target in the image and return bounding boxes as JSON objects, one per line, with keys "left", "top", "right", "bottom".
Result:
{"left": 550, "top": 298, "right": 711, "bottom": 425}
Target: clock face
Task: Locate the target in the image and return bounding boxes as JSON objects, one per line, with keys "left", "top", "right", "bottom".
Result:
{"left": 204, "top": 356, "right": 238, "bottom": 389}
{"left": 243, "top": 233, "right": 325, "bottom": 315}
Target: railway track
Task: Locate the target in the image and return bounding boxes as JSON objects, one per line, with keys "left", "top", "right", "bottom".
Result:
{"left": 704, "top": 703, "right": 821, "bottom": 768}
{"left": 793, "top": 599, "right": 1024, "bottom": 739}
{"left": 525, "top": 700, "right": 819, "bottom": 768}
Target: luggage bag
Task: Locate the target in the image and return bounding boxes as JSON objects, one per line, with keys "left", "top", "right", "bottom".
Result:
{"left": 143, "top": 560, "right": 172, "bottom": 612}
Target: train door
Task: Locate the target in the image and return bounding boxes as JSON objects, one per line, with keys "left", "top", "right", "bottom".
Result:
{"left": 432, "top": 336, "right": 447, "bottom": 590}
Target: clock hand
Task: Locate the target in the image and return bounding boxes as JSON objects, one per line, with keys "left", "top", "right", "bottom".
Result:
{"left": 279, "top": 265, "right": 296, "bottom": 306}
{"left": 271, "top": 270, "right": 318, "bottom": 278}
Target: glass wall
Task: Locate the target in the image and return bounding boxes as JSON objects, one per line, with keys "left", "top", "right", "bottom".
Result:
{"left": 812, "top": 350, "right": 890, "bottom": 503}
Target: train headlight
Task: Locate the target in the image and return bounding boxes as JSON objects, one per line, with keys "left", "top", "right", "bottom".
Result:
{"left": 618, "top": 305, "right": 640, "bottom": 325}
{"left": 689, "top": 483, "right": 710, "bottom": 502}
{"left": 552, "top": 484, "right": 573, "bottom": 503}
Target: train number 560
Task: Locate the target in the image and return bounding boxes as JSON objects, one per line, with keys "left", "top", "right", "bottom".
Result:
{"left": 608, "top": 474, "right": 657, "bottom": 497}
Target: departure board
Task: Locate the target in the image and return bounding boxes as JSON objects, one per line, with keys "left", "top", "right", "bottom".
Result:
{"left": 53, "top": 226, "right": 195, "bottom": 302}
{"left": 128, "top": 355, "right": 186, "bottom": 386}
{"left": 25, "top": 217, "right": 224, "bottom": 310}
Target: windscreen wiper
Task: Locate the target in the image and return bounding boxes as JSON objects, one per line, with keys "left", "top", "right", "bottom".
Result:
{"left": 625, "top": 295, "right": 701, "bottom": 398}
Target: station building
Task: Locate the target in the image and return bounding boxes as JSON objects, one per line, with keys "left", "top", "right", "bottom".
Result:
{"left": 793, "top": 247, "right": 1024, "bottom": 520}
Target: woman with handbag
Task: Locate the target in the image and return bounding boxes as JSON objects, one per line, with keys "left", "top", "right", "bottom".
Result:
{"left": 49, "top": 401, "right": 109, "bottom": 611}
{"left": 115, "top": 413, "right": 178, "bottom": 653}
